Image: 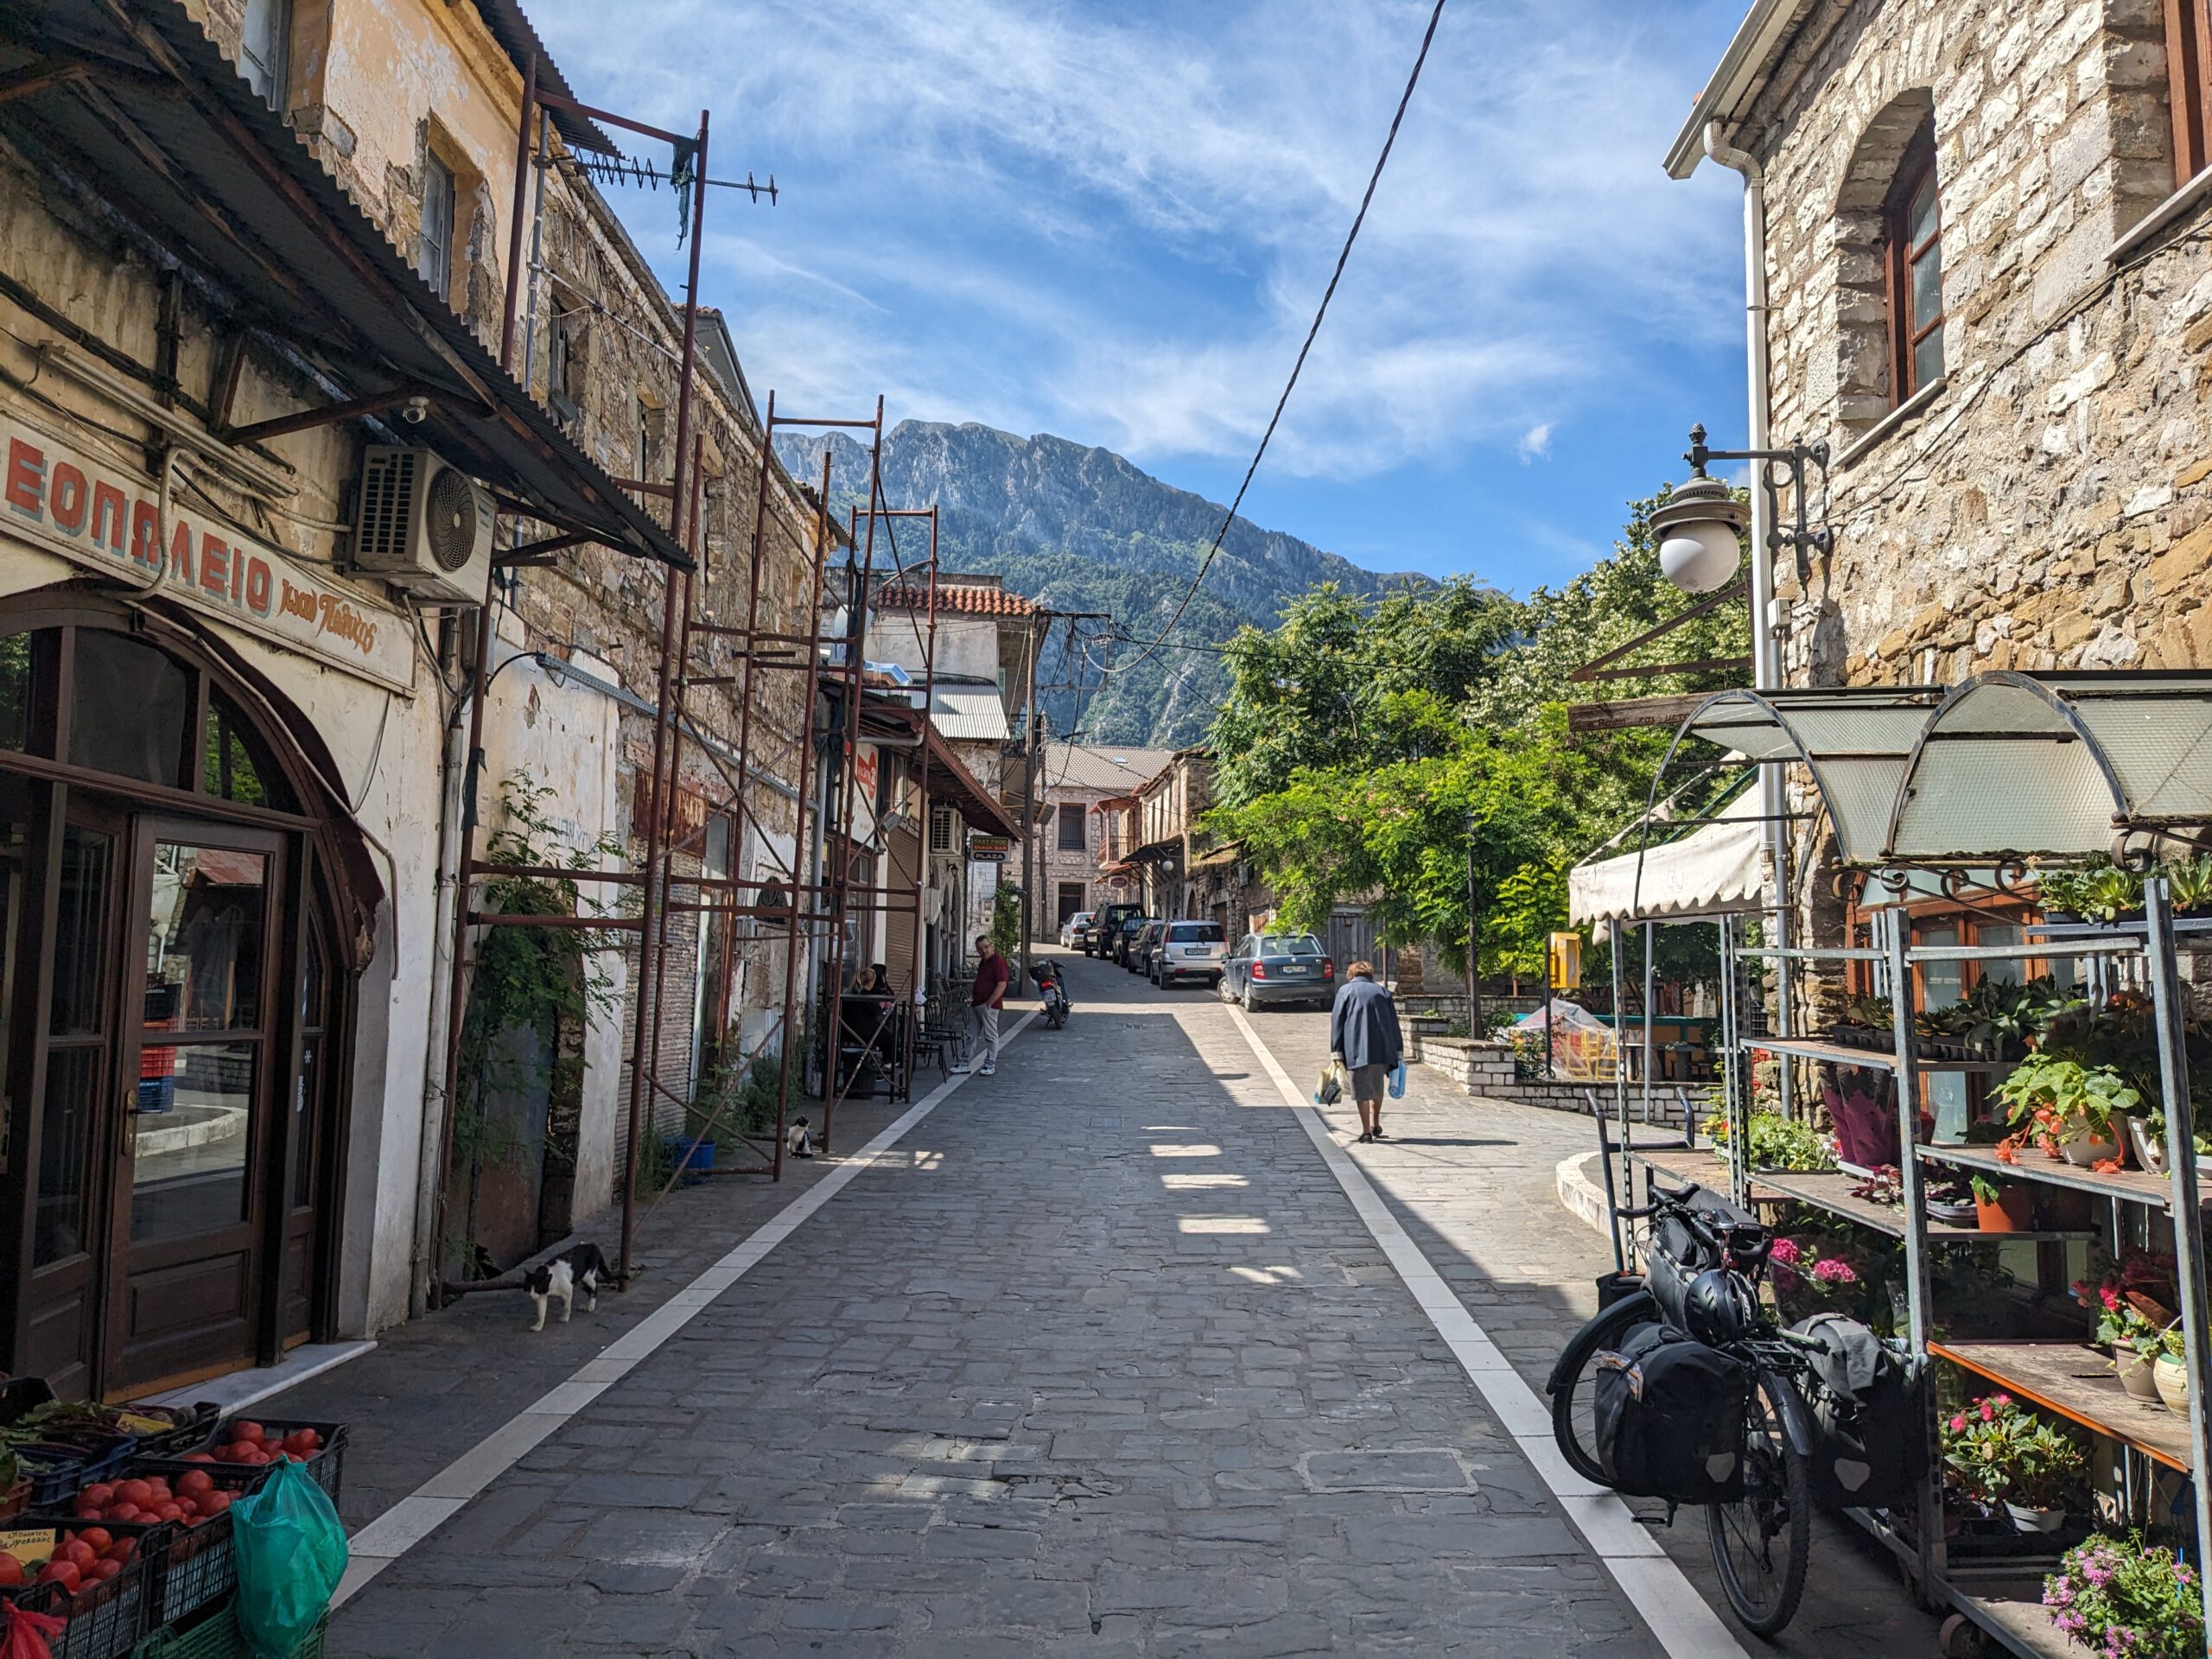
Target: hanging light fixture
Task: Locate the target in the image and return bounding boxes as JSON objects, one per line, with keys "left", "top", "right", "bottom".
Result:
{"left": 1649, "top": 428, "right": 1751, "bottom": 593}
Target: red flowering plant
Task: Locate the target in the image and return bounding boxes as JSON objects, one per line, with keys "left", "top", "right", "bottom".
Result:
{"left": 1942, "top": 1393, "right": 2086, "bottom": 1511}
{"left": 2071, "top": 1250, "right": 2179, "bottom": 1358}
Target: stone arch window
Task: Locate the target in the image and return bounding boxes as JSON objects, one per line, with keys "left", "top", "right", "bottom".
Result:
{"left": 1832, "top": 90, "right": 1940, "bottom": 431}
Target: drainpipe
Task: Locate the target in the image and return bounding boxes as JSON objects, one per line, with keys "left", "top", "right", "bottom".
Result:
{"left": 410, "top": 625, "right": 471, "bottom": 1317}
{"left": 1703, "top": 120, "right": 1797, "bottom": 1089}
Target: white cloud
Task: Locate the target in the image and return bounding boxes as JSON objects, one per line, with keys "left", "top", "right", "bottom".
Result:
{"left": 522, "top": 0, "right": 1748, "bottom": 484}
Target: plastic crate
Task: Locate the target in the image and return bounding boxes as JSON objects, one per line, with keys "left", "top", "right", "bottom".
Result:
{"left": 134, "top": 1422, "right": 345, "bottom": 1510}
{"left": 130, "top": 1607, "right": 325, "bottom": 1659}
{"left": 114, "top": 1408, "right": 218, "bottom": 1465}
{"left": 0, "top": 1476, "right": 29, "bottom": 1522}
{"left": 3, "top": 1523, "right": 164, "bottom": 1659}
{"left": 20, "top": 1438, "right": 137, "bottom": 1512}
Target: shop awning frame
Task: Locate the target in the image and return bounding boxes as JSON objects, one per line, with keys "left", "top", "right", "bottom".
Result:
{"left": 0, "top": 0, "right": 690, "bottom": 570}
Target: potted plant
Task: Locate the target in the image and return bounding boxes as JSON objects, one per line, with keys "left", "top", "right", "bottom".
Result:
{"left": 1925, "top": 1174, "right": 1979, "bottom": 1229}
{"left": 2044, "top": 1533, "right": 2205, "bottom": 1659}
{"left": 2153, "top": 1328, "right": 2190, "bottom": 1416}
{"left": 1998, "top": 1052, "right": 2136, "bottom": 1167}
{"left": 1971, "top": 1173, "right": 2033, "bottom": 1232}
{"left": 1828, "top": 993, "right": 1894, "bottom": 1052}
{"left": 1942, "top": 1393, "right": 2086, "bottom": 1533}
{"left": 2166, "top": 852, "right": 2212, "bottom": 918}
{"left": 1702, "top": 1109, "right": 1839, "bottom": 1174}
{"left": 2073, "top": 1270, "right": 2173, "bottom": 1402}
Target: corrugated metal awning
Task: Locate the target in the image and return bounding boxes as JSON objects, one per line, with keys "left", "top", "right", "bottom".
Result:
{"left": 930, "top": 684, "right": 1011, "bottom": 742}
{"left": 3, "top": 1, "right": 689, "bottom": 569}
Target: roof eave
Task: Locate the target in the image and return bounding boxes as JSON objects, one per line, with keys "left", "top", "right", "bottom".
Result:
{"left": 1663, "top": 0, "right": 1801, "bottom": 180}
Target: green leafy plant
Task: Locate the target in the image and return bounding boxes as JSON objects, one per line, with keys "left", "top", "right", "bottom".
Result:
{"left": 1702, "top": 1109, "right": 1838, "bottom": 1173}
{"left": 2166, "top": 853, "right": 2212, "bottom": 915}
{"left": 1839, "top": 993, "right": 1893, "bottom": 1029}
{"left": 1997, "top": 1052, "right": 2139, "bottom": 1147}
{"left": 2044, "top": 1533, "right": 2204, "bottom": 1659}
{"left": 1942, "top": 1393, "right": 2086, "bottom": 1510}
{"left": 1968, "top": 1172, "right": 2011, "bottom": 1205}
{"left": 988, "top": 882, "right": 1021, "bottom": 958}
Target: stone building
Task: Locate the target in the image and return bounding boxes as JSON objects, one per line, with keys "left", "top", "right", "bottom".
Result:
{"left": 0, "top": 0, "right": 824, "bottom": 1397}
{"left": 1024, "top": 742, "right": 1170, "bottom": 939}
{"left": 1671, "top": 0, "right": 2212, "bottom": 690}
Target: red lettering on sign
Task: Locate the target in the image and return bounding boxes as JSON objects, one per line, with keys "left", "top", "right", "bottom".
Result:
{"left": 200, "top": 534, "right": 229, "bottom": 597}
{"left": 90, "top": 483, "right": 126, "bottom": 555}
{"left": 245, "top": 557, "right": 272, "bottom": 616}
{"left": 168, "top": 518, "right": 194, "bottom": 585}
{"left": 130, "top": 499, "right": 162, "bottom": 566}
{"left": 48, "top": 464, "right": 87, "bottom": 536}
{"left": 3, "top": 438, "right": 44, "bottom": 519}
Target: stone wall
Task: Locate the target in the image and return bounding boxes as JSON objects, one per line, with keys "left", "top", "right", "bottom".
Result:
{"left": 1728, "top": 0, "right": 2212, "bottom": 690}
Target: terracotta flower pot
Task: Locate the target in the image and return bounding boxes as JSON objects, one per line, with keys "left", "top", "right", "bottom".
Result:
{"left": 2156, "top": 1355, "right": 2190, "bottom": 1415}
{"left": 1975, "top": 1186, "right": 2034, "bottom": 1231}
{"left": 2115, "top": 1345, "right": 2164, "bottom": 1402}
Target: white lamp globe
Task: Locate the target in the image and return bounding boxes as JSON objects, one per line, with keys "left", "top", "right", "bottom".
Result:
{"left": 1659, "top": 520, "right": 1743, "bottom": 593}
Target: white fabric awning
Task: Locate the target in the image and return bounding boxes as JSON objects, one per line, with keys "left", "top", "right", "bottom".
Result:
{"left": 1569, "top": 787, "right": 1767, "bottom": 937}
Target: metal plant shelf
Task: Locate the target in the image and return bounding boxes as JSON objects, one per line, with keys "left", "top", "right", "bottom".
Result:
{"left": 1932, "top": 1338, "right": 2195, "bottom": 1472}
{"left": 1916, "top": 1141, "right": 2198, "bottom": 1211}
{"left": 1746, "top": 1167, "right": 2091, "bottom": 1243}
{"left": 1737, "top": 1033, "right": 2017, "bottom": 1075}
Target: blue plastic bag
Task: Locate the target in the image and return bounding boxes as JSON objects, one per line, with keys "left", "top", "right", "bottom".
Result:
{"left": 232, "top": 1458, "right": 348, "bottom": 1656}
{"left": 1387, "top": 1061, "right": 1407, "bottom": 1099}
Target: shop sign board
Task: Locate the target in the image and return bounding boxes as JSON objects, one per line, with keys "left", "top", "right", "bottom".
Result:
{"left": 967, "top": 834, "right": 1010, "bottom": 862}
{"left": 0, "top": 404, "right": 415, "bottom": 693}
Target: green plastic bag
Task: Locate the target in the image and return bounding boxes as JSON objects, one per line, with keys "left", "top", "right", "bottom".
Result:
{"left": 231, "top": 1459, "right": 348, "bottom": 1657}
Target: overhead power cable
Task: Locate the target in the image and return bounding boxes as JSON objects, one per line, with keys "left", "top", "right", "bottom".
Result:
{"left": 1103, "top": 0, "right": 1449, "bottom": 677}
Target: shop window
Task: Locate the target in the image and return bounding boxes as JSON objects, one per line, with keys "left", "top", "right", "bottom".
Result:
{"left": 1885, "top": 124, "right": 1944, "bottom": 404}
{"left": 2170, "top": 0, "right": 2212, "bottom": 186}
{"left": 419, "top": 150, "right": 455, "bottom": 300}
{"left": 0, "top": 631, "right": 49, "bottom": 752}
{"left": 35, "top": 827, "right": 111, "bottom": 1266}
{"left": 203, "top": 689, "right": 296, "bottom": 810}
{"left": 70, "top": 630, "right": 192, "bottom": 789}
{"left": 1057, "top": 803, "right": 1086, "bottom": 851}
{"left": 239, "top": 0, "right": 290, "bottom": 109}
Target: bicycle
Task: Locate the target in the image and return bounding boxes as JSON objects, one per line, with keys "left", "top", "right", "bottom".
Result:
{"left": 1545, "top": 1181, "right": 1818, "bottom": 1638}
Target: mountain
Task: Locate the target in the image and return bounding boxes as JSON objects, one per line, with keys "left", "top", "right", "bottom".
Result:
{"left": 775, "top": 421, "right": 1422, "bottom": 747}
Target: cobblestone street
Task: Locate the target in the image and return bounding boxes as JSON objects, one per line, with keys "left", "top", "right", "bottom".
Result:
{"left": 306, "top": 953, "right": 1936, "bottom": 1656}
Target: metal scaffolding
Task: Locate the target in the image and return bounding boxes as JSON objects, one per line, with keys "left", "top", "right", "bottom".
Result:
{"left": 430, "top": 73, "right": 947, "bottom": 1294}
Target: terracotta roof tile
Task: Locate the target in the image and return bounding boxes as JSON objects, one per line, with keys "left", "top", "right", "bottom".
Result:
{"left": 874, "top": 584, "right": 1036, "bottom": 617}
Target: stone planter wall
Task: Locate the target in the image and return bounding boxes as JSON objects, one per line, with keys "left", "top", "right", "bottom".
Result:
{"left": 1408, "top": 1028, "right": 1696, "bottom": 1125}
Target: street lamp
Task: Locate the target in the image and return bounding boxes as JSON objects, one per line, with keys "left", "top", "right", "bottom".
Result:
{"left": 1462, "top": 810, "right": 1481, "bottom": 1036}
{"left": 1650, "top": 423, "right": 1831, "bottom": 594}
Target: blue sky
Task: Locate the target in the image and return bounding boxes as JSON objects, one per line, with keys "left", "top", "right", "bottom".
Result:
{"left": 526, "top": 0, "right": 1756, "bottom": 596}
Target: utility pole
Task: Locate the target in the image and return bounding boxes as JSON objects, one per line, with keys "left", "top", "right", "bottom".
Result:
{"left": 1018, "top": 612, "right": 1042, "bottom": 992}
{"left": 1463, "top": 809, "right": 1482, "bottom": 1036}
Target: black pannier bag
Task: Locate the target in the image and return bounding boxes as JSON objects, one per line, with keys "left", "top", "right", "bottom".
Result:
{"left": 1789, "top": 1313, "right": 1928, "bottom": 1510}
{"left": 1592, "top": 1322, "right": 1751, "bottom": 1503}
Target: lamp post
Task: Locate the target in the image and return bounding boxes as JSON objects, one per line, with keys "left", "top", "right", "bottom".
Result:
{"left": 1462, "top": 809, "right": 1481, "bottom": 1037}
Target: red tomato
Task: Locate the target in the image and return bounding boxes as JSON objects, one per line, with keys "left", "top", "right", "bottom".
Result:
{"left": 0, "top": 1554, "right": 23, "bottom": 1588}
{"left": 90, "top": 1559, "right": 122, "bottom": 1583}
{"left": 177, "top": 1471, "right": 213, "bottom": 1497}
{"left": 231, "top": 1421, "right": 265, "bottom": 1446}
{"left": 182, "top": 1452, "right": 216, "bottom": 1464}
{"left": 117, "top": 1479, "right": 152, "bottom": 1508}
{"left": 241, "top": 1450, "right": 270, "bottom": 1466}
{"left": 106, "top": 1503, "right": 141, "bottom": 1524}
{"left": 145, "top": 1480, "right": 170, "bottom": 1499}
{"left": 58, "top": 1540, "right": 95, "bottom": 1572}
{"left": 151, "top": 1503, "right": 183, "bottom": 1523}
{"left": 81, "top": 1484, "right": 116, "bottom": 1510}
{"left": 198, "top": 1492, "right": 231, "bottom": 1518}
{"left": 72, "top": 1499, "right": 101, "bottom": 1519}
{"left": 36, "top": 1560, "right": 79, "bottom": 1592}
{"left": 74, "top": 1528, "right": 111, "bottom": 1554}
{"left": 110, "top": 1538, "right": 137, "bottom": 1560}
{"left": 282, "top": 1429, "right": 321, "bottom": 1456}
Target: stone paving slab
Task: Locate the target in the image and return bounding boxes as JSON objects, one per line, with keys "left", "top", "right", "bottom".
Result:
{"left": 322, "top": 958, "right": 1667, "bottom": 1656}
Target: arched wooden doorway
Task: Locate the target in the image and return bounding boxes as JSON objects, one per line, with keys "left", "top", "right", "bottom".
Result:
{"left": 0, "top": 593, "right": 369, "bottom": 1400}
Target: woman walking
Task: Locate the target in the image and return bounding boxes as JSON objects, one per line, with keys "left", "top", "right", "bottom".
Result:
{"left": 1329, "top": 960, "right": 1404, "bottom": 1144}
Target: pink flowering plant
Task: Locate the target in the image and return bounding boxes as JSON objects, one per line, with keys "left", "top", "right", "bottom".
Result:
{"left": 1941, "top": 1393, "right": 2085, "bottom": 1510}
{"left": 2044, "top": 1533, "right": 2204, "bottom": 1659}
{"left": 2072, "top": 1251, "right": 2180, "bottom": 1358}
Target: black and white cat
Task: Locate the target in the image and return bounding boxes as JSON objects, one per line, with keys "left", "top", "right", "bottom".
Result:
{"left": 524, "top": 1242, "right": 608, "bottom": 1332}
{"left": 787, "top": 1116, "right": 814, "bottom": 1159}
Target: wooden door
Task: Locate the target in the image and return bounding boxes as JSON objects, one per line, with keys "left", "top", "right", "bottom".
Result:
{"left": 22, "top": 804, "right": 125, "bottom": 1399}
{"left": 103, "top": 821, "right": 284, "bottom": 1393}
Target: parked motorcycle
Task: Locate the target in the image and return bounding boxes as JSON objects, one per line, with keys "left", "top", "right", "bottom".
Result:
{"left": 1033, "top": 960, "right": 1071, "bottom": 1030}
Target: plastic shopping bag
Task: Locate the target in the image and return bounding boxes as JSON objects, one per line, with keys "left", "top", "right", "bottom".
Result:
{"left": 1388, "top": 1061, "right": 1407, "bottom": 1100}
{"left": 1314, "top": 1062, "right": 1344, "bottom": 1105}
{"left": 0, "top": 1602, "right": 64, "bottom": 1659}
{"left": 232, "top": 1459, "right": 349, "bottom": 1657}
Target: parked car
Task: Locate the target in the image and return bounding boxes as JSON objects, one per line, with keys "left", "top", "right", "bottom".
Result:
{"left": 1084, "top": 901, "right": 1144, "bottom": 957}
{"left": 1112, "top": 914, "right": 1156, "bottom": 969}
{"left": 1152, "top": 919, "right": 1226, "bottom": 988}
{"left": 1125, "top": 919, "right": 1165, "bottom": 972}
{"left": 1218, "top": 931, "right": 1335, "bottom": 1010}
{"left": 1059, "top": 910, "right": 1094, "bottom": 950}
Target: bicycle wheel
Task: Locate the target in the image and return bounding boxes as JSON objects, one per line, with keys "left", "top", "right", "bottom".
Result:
{"left": 1548, "top": 1291, "right": 1661, "bottom": 1486}
{"left": 1707, "top": 1370, "right": 1811, "bottom": 1638}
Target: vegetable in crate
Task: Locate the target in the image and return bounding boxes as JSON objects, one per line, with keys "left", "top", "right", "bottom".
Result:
{"left": 232, "top": 1459, "right": 347, "bottom": 1656}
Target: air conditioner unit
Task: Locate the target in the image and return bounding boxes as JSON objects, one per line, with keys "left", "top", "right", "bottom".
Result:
{"left": 352, "top": 445, "right": 493, "bottom": 604}
{"left": 928, "top": 804, "right": 957, "bottom": 855}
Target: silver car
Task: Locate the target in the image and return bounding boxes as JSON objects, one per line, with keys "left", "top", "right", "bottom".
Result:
{"left": 1059, "top": 910, "right": 1094, "bottom": 950}
{"left": 1218, "top": 931, "right": 1336, "bottom": 1010}
{"left": 1150, "top": 919, "right": 1226, "bottom": 988}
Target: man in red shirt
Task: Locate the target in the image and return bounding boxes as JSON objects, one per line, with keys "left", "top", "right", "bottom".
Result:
{"left": 967, "top": 933, "right": 1008, "bottom": 1077}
